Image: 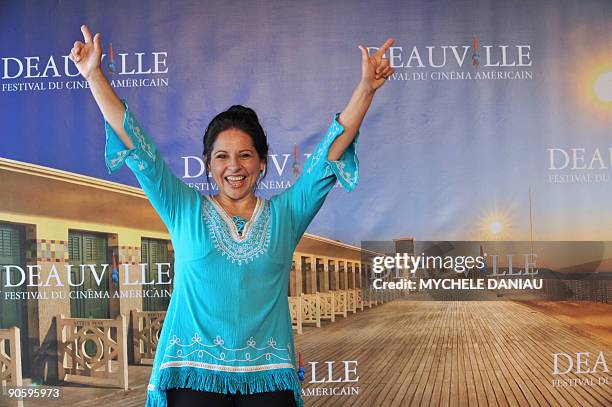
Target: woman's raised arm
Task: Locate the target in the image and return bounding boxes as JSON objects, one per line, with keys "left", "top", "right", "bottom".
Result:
{"left": 69, "top": 25, "right": 133, "bottom": 149}
{"left": 69, "top": 25, "right": 200, "bottom": 241}
{"left": 328, "top": 38, "right": 395, "bottom": 161}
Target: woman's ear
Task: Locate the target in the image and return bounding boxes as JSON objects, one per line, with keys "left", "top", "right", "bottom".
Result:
{"left": 204, "top": 156, "right": 211, "bottom": 176}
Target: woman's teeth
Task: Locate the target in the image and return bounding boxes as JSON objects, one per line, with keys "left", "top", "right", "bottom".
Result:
{"left": 226, "top": 175, "right": 246, "bottom": 187}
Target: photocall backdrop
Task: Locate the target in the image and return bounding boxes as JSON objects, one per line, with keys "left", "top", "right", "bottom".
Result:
{"left": 0, "top": 0, "right": 611, "bottom": 406}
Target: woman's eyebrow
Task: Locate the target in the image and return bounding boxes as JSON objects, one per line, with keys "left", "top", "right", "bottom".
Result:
{"left": 213, "top": 148, "right": 255, "bottom": 154}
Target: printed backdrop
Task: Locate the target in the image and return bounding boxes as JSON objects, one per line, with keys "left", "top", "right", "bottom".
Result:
{"left": 0, "top": 1, "right": 611, "bottom": 406}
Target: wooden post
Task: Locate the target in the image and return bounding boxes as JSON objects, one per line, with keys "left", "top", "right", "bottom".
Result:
{"left": 131, "top": 309, "right": 142, "bottom": 365}
{"left": 322, "top": 257, "right": 330, "bottom": 292}
{"left": 117, "top": 314, "right": 128, "bottom": 390}
{"left": 10, "top": 327, "right": 21, "bottom": 387}
{"left": 307, "top": 255, "right": 315, "bottom": 294}
{"left": 289, "top": 257, "right": 297, "bottom": 297}
{"left": 294, "top": 253, "right": 303, "bottom": 295}
{"left": 56, "top": 314, "right": 65, "bottom": 383}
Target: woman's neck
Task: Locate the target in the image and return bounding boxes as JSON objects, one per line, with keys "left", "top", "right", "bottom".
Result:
{"left": 213, "top": 193, "right": 258, "bottom": 220}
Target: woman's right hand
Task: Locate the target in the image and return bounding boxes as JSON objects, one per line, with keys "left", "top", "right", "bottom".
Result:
{"left": 69, "top": 25, "right": 102, "bottom": 80}
{"left": 69, "top": 25, "right": 130, "bottom": 148}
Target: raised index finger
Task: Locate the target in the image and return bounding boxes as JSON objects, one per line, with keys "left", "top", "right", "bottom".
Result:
{"left": 81, "top": 25, "right": 93, "bottom": 44}
{"left": 373, "top": 37, "right": 395, "bottom": 58}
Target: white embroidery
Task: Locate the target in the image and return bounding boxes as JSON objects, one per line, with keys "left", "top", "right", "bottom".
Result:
{"left": 107, "top": 111, "right": 156, "bottom": 171}
{"left": 107, "top": 149, "right": 131, "bottom": 170}
{"left": 160, "top": 361, "right": 294, "bottom": 372}
{"left": 306, "top": 120, "right": 342, "bottom": 174}
{"left": 164, "top": 333, "right": 291, "bottom": 363}
{"left": 127, "top": 112, "right": 156, "bottom": 161}
{"left": 303, "top": 118, "right": 358, "bottom": 191}
{"left": 202, "top": 196, "right": 271, "bottom": 264}
{"left": 330, "top": 160, "right": 357, "bottom": 186}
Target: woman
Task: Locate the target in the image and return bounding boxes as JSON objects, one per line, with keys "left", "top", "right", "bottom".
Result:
{"left": 69, "top": 24, "right": 394, "bottom": 407}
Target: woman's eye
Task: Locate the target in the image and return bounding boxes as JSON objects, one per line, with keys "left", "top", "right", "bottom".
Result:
{"left": 216, "top": 154, "right": 227, "bottom": 159}
{"left": 240, "top": 154, "right": 252, "bottom": 159}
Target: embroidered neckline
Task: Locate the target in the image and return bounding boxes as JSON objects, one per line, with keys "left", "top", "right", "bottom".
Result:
{"left": 202, "top": 195, "right": 271, "bottom": 264}
{"left": 207, "top": 196, "right": 263, "bottom": 241}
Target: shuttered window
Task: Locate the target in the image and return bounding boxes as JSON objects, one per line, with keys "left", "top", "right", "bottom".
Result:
{"left": 0, "top": 223, "right": 25, "bottom": 329}
{"left": 68, "top": 231, "right": 109, "bottom": 318}
{"left": 0, "top": 223, "right": 30, "bottom": 375}
{"left": 141, "top": 238, "right": 172, "bottom": 311}
{"left": 0, "top": 226, "right": 21, "bottom": 262}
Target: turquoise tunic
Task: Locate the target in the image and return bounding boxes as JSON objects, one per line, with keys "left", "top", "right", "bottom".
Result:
{"left": 104, "top": 101, "right": 359, "bottom": 407}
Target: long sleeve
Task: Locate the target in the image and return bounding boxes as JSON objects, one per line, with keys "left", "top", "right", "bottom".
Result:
{"left": 104, "top": 100, "right": 198, "bottom": 237}
{"left": 274, "top": 114, "right": 360, "bottom": 247}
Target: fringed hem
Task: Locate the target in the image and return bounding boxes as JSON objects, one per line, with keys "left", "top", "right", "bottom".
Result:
{"left": 145, "top": 367, "right": 303, "bottom": 407}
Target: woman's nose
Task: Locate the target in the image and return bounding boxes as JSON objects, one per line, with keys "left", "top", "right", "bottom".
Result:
{"left": 227, "top": 155, "right": 240, "bottom": 169}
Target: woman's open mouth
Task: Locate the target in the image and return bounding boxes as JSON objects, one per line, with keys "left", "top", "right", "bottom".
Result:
{"left": 225, "top": 175, "right": 247, "bottom": 188}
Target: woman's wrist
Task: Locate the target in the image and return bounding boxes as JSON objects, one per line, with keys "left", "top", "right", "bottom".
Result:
{"left": 86, "top": 67, "right": 105, "bottom": 84}
{"left": 356, "top": 80, "right": 376, "bottom": 97}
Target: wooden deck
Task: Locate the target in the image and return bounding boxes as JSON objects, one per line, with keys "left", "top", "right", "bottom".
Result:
{"left": 13, "top": 300, "right": 610, "bottom": 407}
{"left": 295, "top": 301, "right": 611, "bottom": 407}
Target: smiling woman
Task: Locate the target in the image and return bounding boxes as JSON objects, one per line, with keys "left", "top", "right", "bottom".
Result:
{"left": 201, "top": 105, "right": 269, "bottom": 220}
{"left": 69, "top": 24, "right": 394, "bottom": 407}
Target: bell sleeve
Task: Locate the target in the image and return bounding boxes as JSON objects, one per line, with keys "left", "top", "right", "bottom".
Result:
{"left": 104, "top": 100, "right": 198, "bottom": 236}
{"left": 277, "top": 113, "right": 360, "bottom": 246}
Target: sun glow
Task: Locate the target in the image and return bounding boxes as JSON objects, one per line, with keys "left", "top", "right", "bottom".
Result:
{"left": 577, "top": 55, "right": 612, "bottom": 116}
{"left": 479, "top": 209, "right": 512, "bottom": 240}
{"left": 594, "top": 71, "right": 612, "bottom": 103}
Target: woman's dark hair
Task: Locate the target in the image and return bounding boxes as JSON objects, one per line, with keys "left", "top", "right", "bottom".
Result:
{"left": 202, "top": 105, "right": 269, "bottom": 185}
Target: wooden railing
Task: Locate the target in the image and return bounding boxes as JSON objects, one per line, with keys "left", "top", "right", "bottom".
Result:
{"left": 356, "top": 290, "right": 364, "bottom": 311}
{"left": 347, "top": 289, "right": 357, "bottom": 313}
{"left": 288, "top": 296, "right": 303, "bottom": 334}
{"left": 287, "top": 288, "right": 400, "bottom": 334}
{"left": 56, "top": 314, "right": 128, "bottom": 389}
{"left": 300, "top": 293, "right": 321, "bottom": 328}
{"left": 334, "top": 290, "right": 348, "bottom": 318}
{"left": 131, "top": 309, "right": 166, "bottom": 365}
{"left": 0, "top": 327, "right": 22, "bottom": 387}
{"left": 319, "top": 292, "right": 335, "bottom": 322}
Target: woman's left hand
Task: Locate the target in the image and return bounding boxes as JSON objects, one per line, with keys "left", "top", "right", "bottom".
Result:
{"left": 358, "top": 38, "right": 395, "bottom": 92}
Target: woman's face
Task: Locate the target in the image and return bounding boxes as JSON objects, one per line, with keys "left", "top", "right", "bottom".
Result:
{"left": 208, "top": 128, "right": 265, "bottom": 201}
